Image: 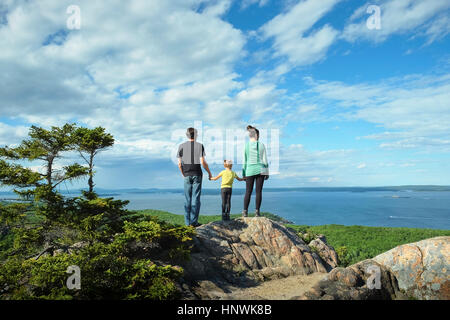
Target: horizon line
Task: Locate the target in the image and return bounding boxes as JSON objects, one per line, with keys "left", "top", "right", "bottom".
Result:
{"left": 3, "top": 184, "right": 450, "bottom": 192}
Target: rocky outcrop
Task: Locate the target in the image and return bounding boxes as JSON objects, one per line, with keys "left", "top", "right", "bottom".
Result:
{"left": 298, "top": 259, "right": 400, "bottom": 300}
{"left": 300, "top": 236, "right": 450, "bottom": 300}
{"left": 373, "top": 236, "right": 449, "bottom": 300}
{"left": 180, "top": 218, "right": 449, "bottom": 300}
{"left": 308, "top": 235, "right": 339, "bottom": 271}
{"left": 180, "top": 217, "right": 336, "bottom": 299}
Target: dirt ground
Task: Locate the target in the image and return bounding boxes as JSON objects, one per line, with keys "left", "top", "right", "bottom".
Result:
{"left": 225, "top": 272, "right": 327, "bottom": 300}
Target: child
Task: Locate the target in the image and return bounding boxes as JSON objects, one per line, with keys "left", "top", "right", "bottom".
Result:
{"left": 210, "top": 160, "right": 244, "bottom": 221}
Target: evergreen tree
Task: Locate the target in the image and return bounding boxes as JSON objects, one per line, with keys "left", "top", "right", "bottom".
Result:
{"left": 0, "top": 124, "right": 193, "bottom": 300}
{"left": 0, "top": 124, "right": 88, "bottom": 199}
{"left": 74, "top": 127, "right": 114, "bottom": 196}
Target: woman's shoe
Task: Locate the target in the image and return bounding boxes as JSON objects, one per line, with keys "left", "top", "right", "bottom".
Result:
{"left": 242, "top": 210, "right": 248, "bottom": 217}
{"left": 255, "top": 210, "right": 261, "bottom": 217}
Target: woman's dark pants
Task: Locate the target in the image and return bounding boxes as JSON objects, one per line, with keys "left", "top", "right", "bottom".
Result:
{"left": 243, "top": 174, "right": 265, "bottom": 211}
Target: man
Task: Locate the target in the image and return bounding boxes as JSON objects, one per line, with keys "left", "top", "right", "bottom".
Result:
{"left": 177, "top": 127, "right": 212, "bottom": 227}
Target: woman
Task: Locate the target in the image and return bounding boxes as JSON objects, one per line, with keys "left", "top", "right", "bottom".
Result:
{"left": 242, "top": 125, "right": 269, "bottom": 217}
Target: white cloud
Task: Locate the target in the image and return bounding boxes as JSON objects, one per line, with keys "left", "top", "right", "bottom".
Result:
{"left": 2, "top": 0, "right": 450, "bottom": 188}
{"left": 260, "top": 0, "right": 340, "bottom": 68}
{"left": 0, "top": 0, "right": 245, "bottom": 110}
{"left": 342, "top": 0, "right": 450, "bottom": 44}
{"left": 357, "top": 163, "right": 366, "bottom": 169}
{"left": 274, "top": 143, "right": 358, "bottom": 185}
{"left": 0, "top": 0, "right": 253, "bottom": 160}
{"left": 297, "top": 104, "right": 317, "bottom": 113}
{"left": 305, "top": 73, "right": 450, "bottom": 152}
{"left": 203, "top": 0, "right": 233, "bottom": 16}
{"left": 420, "top": 14, "right": 450, "bottom": 45}
{"left": 241, "top": 0, "right": 270, "bottom": 10}
{"left": 0, "top": 123, "right": 29, "bottom": 146}
{"left": 203, "top": 83, "right": 284, "bottom": 125}
{"left": 379, "top": 137, "right": 450, "bottom": 150}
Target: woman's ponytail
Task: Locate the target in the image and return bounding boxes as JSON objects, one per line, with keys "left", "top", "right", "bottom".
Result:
{"left": 247, "top": 125, "right": 259, "bottom": 140}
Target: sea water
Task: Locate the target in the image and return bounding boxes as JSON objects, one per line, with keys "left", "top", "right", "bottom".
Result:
{"left": 115, "top": 190, "right": 450, "bottom": 229}
{"left": 2, "top": 189, "right": 449, "bottom": 229}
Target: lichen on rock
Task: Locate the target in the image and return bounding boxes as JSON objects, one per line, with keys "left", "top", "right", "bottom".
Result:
{"left": 181, "top": 217, "right": 335, "bottom": 299}
{"left": 373, "top": 236, "right": 450, "bottom": 300}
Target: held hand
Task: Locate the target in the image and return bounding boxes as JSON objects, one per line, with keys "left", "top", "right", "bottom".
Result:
{"left": 264, "top": 175, "right": 269, "bottom": 180}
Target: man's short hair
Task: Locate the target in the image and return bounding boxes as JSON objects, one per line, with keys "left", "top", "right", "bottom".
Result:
{"left": 186, "top": 127, "right": 197, "bottom": 140}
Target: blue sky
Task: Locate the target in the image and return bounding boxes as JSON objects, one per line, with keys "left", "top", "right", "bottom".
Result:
{"left": 0, "top": 0, "right": 449, "bottom": 189}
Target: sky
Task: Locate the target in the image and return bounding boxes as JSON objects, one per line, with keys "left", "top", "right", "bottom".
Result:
{"left": 0, "top": 0, "right": 449, "bottom": 189}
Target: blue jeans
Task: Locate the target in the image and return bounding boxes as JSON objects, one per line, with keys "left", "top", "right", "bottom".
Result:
{"left": 184, "top": 175, "right": 202, "bottom": 226}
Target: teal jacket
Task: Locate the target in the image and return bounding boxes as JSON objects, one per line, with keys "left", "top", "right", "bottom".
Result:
{"left": 242, "top": 141, "right": 269, "bottom": 177}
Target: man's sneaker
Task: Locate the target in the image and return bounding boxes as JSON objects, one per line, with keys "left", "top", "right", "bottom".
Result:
{"left": 192, "top": 222, "right": 203, "bottom": 228}
{"left": 242, "top": 210, "right": 248, "bottom": 217}
{"left": 255, "top": 210, "right": 261, "bottom": 217}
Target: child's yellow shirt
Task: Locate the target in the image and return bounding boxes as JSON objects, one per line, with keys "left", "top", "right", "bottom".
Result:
{"left": 218, "top": 169, "right": 237, "bottom": 188}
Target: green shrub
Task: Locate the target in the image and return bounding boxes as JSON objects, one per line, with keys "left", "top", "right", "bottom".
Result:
{"left": 289, "top": 223, "right": 450, "bottom": 266}
{"left": 298, "top": 229, "right": 318, "bottom": 244}
{"left": 0, "top": 124, "right": 195, "bottom": 300}
{"left": 0, "top": 215, "right": 194, "bottom": 300}
{"left": 335, "top": 246, "right": 351, "bottom": 267}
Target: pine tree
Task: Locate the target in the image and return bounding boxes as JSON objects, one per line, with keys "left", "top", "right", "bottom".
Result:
{"left": 74, "top": 127, "right": 114, "bottom": 196}
{"left": 0, "top": 123, "right": 88, "bottom": 200}
{"left": 0, "top": 124, "right": 193, "bottom": 300}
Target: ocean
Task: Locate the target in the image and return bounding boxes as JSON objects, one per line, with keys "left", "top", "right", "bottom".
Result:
{"left": 2, "top": 188, "right": 450, "bottom": 229}
{"left": 113, "top": 189, "right": 450, "bottom": 230}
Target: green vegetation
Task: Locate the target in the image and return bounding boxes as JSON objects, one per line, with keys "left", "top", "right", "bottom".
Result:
{"left": 288, "top": 224, "right": 450, "bottom": 266}
{"left": 137, "top": 210, "right": 450, "bottom": 267}
{"left": 0, "top": 124, "right": 193, "bottom": 300}
{"left": 133, "top": 209, "right": 291, "bottom": 225}
{"left": 74, "top": 126, "right": 114, "bottom": 194}
{"left": 0, "top": 216, "right": 194, "bottom": 299}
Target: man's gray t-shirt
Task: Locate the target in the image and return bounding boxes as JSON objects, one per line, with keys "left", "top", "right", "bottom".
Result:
{"left": 177, "top": 141, "right": 205, "bottom": 176}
